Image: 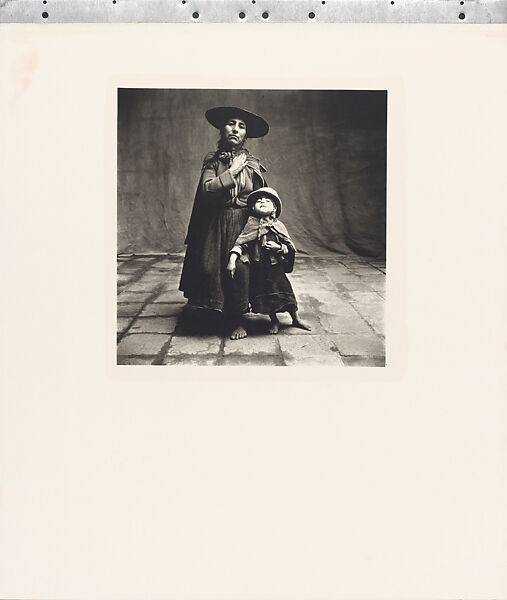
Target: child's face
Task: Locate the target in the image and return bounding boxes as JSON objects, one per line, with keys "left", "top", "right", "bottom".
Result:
{"left": 253, "top": 196, "right": 276, "bottom": 217}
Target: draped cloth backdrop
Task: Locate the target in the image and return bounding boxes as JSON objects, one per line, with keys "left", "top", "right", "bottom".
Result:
{"left": 117, "top": 89, "right": 387, "bottom": 257}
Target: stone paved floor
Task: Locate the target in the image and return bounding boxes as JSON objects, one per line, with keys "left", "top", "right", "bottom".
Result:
{"left": 117, "top": 255, "right": 385, "bottom": 366}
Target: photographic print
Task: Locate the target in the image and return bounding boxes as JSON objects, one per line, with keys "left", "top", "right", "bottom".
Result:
{"left": 117, "top": 89, "right": 387, "bottom": 366}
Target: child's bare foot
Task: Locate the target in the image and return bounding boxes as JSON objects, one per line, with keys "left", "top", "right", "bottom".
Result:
{"left": 269, "top": 321, "right": 279, "bottom": 335}
{"left": 269, "top": 314, "right": 279, "bottom": 335}
{"left": 287, "top": 308, "right": 311, "bottom": 331}
{"left": 230, "top": 323, "right": 247, "bottom": 340}
{"left": 292, "top": 316, "right": 311, "bottom": 331}
{"left": 269, "top": 322, "right": 279, "bottom": 334}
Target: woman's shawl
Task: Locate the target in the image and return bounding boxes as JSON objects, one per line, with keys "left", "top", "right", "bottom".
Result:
{"left": 233, "top": 216, "right": 296, "bottom": 273}
{"left": 183, "top": 150, "right": 266, "bottom": 247}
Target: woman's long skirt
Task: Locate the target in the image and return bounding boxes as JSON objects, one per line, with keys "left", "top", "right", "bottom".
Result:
{"left": 179, "top": 206, "right": 249, "bottom": 313}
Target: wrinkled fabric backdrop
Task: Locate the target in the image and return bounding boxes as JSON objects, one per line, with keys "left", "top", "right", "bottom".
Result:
{"left": 118, "top": 89, "right": 386, "bottom": 257}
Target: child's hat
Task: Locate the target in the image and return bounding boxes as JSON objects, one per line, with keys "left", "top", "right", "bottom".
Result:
{"left": 247, "top": 187, "right": 282, "bottom": 218}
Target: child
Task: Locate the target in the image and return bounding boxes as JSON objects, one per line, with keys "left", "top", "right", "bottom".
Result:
{"left": 227, "top": 187, "right": 311, "bottom": 339}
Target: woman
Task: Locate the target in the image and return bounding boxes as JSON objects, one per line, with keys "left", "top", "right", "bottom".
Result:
{"left": 179, "top": 106, "right": 269, "bottom": 336}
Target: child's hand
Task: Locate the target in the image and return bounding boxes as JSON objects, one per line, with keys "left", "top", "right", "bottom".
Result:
{"left": 226, "top": 256, "right": 237, "bottom": 278}
{"left": 264, "top": 241, "right": 282, "bottom": 253}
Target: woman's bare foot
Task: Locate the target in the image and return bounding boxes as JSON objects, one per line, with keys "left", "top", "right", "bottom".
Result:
{"left": 230, "top": 323, "right": 248, "bottom": 340}
{"left": 269, "top": 314, "right": 280, "bottom": 335}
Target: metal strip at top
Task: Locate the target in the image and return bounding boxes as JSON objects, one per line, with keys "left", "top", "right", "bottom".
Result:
{"left": 1, "top": 0, "right": 506, "bottom": 23}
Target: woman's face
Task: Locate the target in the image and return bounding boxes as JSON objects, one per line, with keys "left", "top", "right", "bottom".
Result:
{"left": 221, "top": 117, "right": 247, "bottom": 147}
{"left": 253, "top": 196, "right": 276, "bottom": 217}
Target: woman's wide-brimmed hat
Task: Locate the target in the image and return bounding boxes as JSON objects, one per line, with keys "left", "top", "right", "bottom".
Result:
{"left": 205, "top": 106, "right": 269, "bottom": 138}
{"left": 247, "top": 187, "right": 282, "bottom": 218}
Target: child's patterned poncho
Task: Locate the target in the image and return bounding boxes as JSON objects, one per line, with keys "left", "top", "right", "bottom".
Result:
{"left": 230, "top": 215, "right": 296, "bottom": 273}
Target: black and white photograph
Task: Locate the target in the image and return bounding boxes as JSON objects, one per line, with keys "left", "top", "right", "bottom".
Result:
{"left": 117, "top": 89, "right": 387, "bottom": 366}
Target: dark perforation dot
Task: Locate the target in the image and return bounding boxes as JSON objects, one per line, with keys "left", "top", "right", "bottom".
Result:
{"left": 390, "top": 1, "right": 394, "bottom": 5}
{"left": 42, "top": 11, "right": 48, "bottom": 17}
{"left": 459, "top": 11, "right": 466, "bottom": 18}
{"left": 182, "top": 1, "right": 186, "bottom": 4}
{"left": 42, "top": 0, "right": 47, "bottom": 4}
{"left": 460, "top": 1, "right": 464, "bottom": 4}
{"left": 321, "top": 1, "right": 326, "bottom": 4}
{"left": 239, "top": 11, "right": 245, "bottom": 18}
{"left": 308, "top": 11, "right": 315, "bottom": 18}
{"left": 251, "top": 0, "right": 256, "bottom": 4}
{"left": 262, "top": 11, "right": 269, "bottom": 18}
{"left": 112, "top": 0, "right": 116, "bottom": 3}
{"left": 192, "top": 11, "right": 199, "bottom": 18}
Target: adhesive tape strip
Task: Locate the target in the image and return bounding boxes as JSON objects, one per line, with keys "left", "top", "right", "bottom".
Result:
{"left": 1, "top": 0, "right": 506, "bottom": 24}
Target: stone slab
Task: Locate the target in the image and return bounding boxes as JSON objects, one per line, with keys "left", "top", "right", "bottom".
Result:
{"left": 167, "top": 335, "right": 221, "bottom": 355}
{"left": 151, "top": 267, "right": 181, "bottom": 275}
{"left": 278, "top": 335, "right": 344, "bottom": 366}
{"left": 152, "top": 290, "right": 186, "bottom": 303}
{"left": 353, "top": 304, "right": 384, "bottom": 321}
{"left": 115, "top": 256, "right": 387, "bottom": 367}
{"left": 331, "top": 333, "right": 385, "bottom": 357}
{"left": 296, "top": 292, "right": 321, "bottom": 305}
{"left": 318, "top": 313, "right": 372, "bottom": 334}
{"left": 159, "top": 284, "right": 184, "bottom": 295}
{"left": 163, "top": 354, "right": 218, "bottom": 366}
{"left": 329, "top": 274, "right": 365, "bottom": 284}
{"left": 313, "top": 258, "right": 349, "bottom": 266}
{"left": 139, "top": 303, "right": 186, "bottom": 317}
{"left": 300, "top": 289, "right": 338, "bottom": 303}
{"left": 117, "top": 356, "right": 156, "bottom": 365}
{"left": 124, "top": 280, "right": 162, "bottom": 293}
{"left": 140, "top": 273, "right": 170, "bottom": 282}
{"left": 117, "top": 317, "right": 132, "bottom": 333}
{"left": 367, "top": 276, "right": 386, "bottom": 286}
{"left": 358, "top": 274, "right": 386, "bottom": 283}
{"left": 323, "top": 268, "right": 354, "bottom": 281}
{"left": 117, "top": 291, "right": 152, "bottom": 303}
{"left": 117, "top": 302, "right": 144, "bottom": 317}
{"left": 294, "top": 258, "right": 316, "bottom": 267}
{"left": 347, "top": 265, "right": 379, "bottom": 273}
{"left": 298, "top": 281, "right": 337, "bottom": 294}
{"left": 342, "top": 356, "right": 386, "bottom": 367}
{"left": 223, "top": 335, "right": 280, "bottom": 356}
{"left": 293, "top": 298, "right": 322, "bottom": 313}
{"left": 295, "top": 274, "right": 331, "bottom": 284}
{"left": 117, "top": 333, "right": 169, "bottom": 356}
{"left": 367, "top": 266, "right": 386, "bottom": 274}
{"left": 129, "top": 317, "right": 178, "bottom": 334}
{"left": 346, "top": 291, "right": 384, "bottom": 304}
{"left": 318, "top": 301, "right": 362, "bottom": 318}
{"left": 340, "top": 282, "right": 376, "bottom": 292}
{"left": 276, "top": 312, "right": 324, "bottom": 336}
{"left": 117, "top": 274, "right": 133, "bottom": 284}
{"left": 117, "top": 264, "right": 147, "bottom": 272}
{"left": 363, "top": 318, "right": 384, "bottom": 335}
{"left": 365, "top": 282, "right": 386, "bottom": 293}
{"left": 220, "top": 354, "right": 284, "bottom": 366}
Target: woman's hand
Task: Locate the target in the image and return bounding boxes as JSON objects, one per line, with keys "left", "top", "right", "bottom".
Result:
{"left": 227, "top": 255, "right": 238, "bottom": 278}
{"left": 264, "top": 241, "right": 282, "bottom": 253}
{"left": 229, "top": 154, "right": 247, "bottom": 177}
